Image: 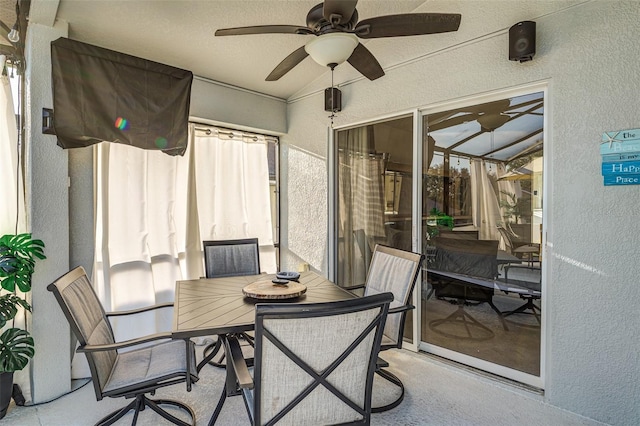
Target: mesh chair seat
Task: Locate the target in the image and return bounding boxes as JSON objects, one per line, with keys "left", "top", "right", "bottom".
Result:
{"left": 103, "top": 340, "right": 196, "bottom": 395}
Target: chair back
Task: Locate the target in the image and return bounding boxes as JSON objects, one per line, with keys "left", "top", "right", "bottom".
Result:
{"left": 47, "top": 266, "right": 116, "bottom": 401}
{"left": 252, "top": 293, "right": 393, "bottom": 425}
{"left": 363, "top": 245, "right": 424, "bottom": 349}
{"left": 203, "top": 238, "right": 260, "bottom": 278}
{"left": 431, "top": 237, "right": 498, "bottom": 279}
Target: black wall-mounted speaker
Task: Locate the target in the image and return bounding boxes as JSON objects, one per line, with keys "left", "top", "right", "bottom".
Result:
{"left": 509, "top": 21, "right": 536, "bottom": 62}
{"left": 324, "top": 87, "right": 342, "bottom": 112}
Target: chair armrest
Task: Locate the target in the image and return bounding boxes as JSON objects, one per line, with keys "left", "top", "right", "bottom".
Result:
{"left": 106, "top": 302, "right": 174, "bottom": 317}
{"left": 225, "top": 336, "right": 254, "bottom": 389}
{"left": 77, "top": 331, "right": 173, "bottom": 353}
{"left": 389, "top": 304, "right": 414, "bottom": 315}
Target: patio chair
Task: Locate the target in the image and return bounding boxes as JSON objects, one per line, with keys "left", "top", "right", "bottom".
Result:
{"left": 47, "top": 266, "right": 198, "bottom": 426}
{"left": 209, "top": 292, "right": 394, "bottom": 426}
{"left": 496, "top": 226, "right": 542, "bottom": 322}
{"left": 428, "top": 237, "right": 508, "bottom": 339}
{"left": 203, "top": 238, "right": 261, "bottom": 278}
{"left": 357, "top": 244, "right": 424, "bottom": 412}
{"left": 497, "top": 225, "right": 540, "bottom": 268}
{"left": 201, "top": 238, "right": 260, "bottom": 369}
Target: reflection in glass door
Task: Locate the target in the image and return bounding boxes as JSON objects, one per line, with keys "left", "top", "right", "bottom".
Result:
{"left": 334, "top": 116, "right": 416, "bottom": 342}
{"left": 421, "top": 91, "right": 544, "bottom": 384}
{"left": 332, "top": 90, "right": 545, "bottom": 386}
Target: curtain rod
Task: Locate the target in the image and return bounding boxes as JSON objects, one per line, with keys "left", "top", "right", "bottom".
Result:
{"left": 193, "top": 124, "right": 278, "bottom": 143}
{"left": 338, "top": 148, "right": 388, "bottom": 159}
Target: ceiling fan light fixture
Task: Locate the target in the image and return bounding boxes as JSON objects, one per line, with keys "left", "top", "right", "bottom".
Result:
{"left": 477, "top": 113, "right": 510, "bottom": 131}
{"left": 7, "top": 23, "right": 19, "bottom": 43}
{"left": 305, "top": 32, "right": 358, "bottom": 67}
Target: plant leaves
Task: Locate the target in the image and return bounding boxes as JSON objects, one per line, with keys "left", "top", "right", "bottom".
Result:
{"left": 0, "top": 328, "right": 34, "bottom": 372}
{"left": 0, "top": 233, "right": 46, "bottom": 292}
{"left": 0, "top": 295, "right": 31, "bottom": 328}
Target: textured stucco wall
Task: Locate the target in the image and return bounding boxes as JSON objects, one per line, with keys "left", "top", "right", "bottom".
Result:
{"left": 189, "top": 77, "right": 287, "bottom": 134}
{"left": 281, "top": 1, "right": 640, "bottom": 424}
{"left": 25, "top": 21, "right": 71, "bottom": 403}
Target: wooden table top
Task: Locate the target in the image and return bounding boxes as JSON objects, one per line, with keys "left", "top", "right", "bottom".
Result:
{"left": 172, "top": 271, "right": 356, "bottom": 339}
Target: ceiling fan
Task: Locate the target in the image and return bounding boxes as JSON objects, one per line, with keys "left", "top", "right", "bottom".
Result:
{"left": 427, "top": 98, "right": 544, "bottom": 133}
{"left": 215, "top": 0, "right": 461, "bottom": 81}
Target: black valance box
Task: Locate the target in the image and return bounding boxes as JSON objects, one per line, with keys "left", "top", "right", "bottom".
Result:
{"left": 51, "top": 38, "right": 192, "bottom": 156}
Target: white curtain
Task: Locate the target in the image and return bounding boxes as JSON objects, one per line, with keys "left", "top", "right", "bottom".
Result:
{"left": 193, "top": 128, "right": 276, "bottom": 272}
{"left": 337, "top": 126, "right": 386, "bottom": 285}
{"left": 470, "top": 159, "right": 501, "bottom": 241}
{"left": 0, "top": 56, "right": 25, "bottom": 234}
{"left": 85, "top": 124, "right": 275, "bottom": 378}
{"left": 1, "top": 57, "right": 30, "bottom": 397}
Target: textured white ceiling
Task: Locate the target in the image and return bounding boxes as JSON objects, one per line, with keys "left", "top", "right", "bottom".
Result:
{"left": 0, "top": 0, "right": 17, "bottom": 47}
{"left": 33, "top": 0, "right": 585, "bottom": 100}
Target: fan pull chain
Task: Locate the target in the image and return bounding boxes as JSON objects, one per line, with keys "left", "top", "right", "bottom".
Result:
{"left": 328, "top": 66, "right": 336, "bottom": 127}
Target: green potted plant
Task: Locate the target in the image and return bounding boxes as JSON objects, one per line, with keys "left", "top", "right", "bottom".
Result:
{"left": 426, "top": 208, "right": 454, "bottom": 239}
{"left": 0, "top": 233, "right": 45, "bottom": 418}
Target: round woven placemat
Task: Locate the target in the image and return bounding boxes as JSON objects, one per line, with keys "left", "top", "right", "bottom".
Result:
{"left": 242, "top": 279, "right": 307, "bottom": 299}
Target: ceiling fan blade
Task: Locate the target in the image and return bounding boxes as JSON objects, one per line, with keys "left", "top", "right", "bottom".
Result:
{"left": 427, "top": 113, "right": 479, "bottom": 132}
{"left": 266, "top": 46, "right": 309, "bottom": 81}
{"left": 323, "top": 0, "right": 358, "bottom": 25}
{"left": 347, "top": 43, "right": 384, "bottom": 81}
{"left": 215, "top": 25, "right": 313, "bottom": 36}
{"left": 354, "top": 13, "right": 461, "bottom": 38}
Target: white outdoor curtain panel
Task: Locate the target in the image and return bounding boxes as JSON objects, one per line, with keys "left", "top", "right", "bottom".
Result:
{"left": 496, "top": 163, "right": 523, "bottom": 249}
{"left": 0, "top": 56, "right": 29, "bottom": 397}
{"left": 470, "top": 159, "right": 501, "bottom": 241}
{"left": 0, "top": 56, "right": 25, "bottom": 234}
{"left": 338, "top": 126, "right": 386, "bottom": 284}
{"left": 87, "top": 124, "right": 275, "bottom": 378}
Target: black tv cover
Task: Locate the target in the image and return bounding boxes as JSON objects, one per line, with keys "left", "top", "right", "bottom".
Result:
{"left": 51, "top": 38, "right": 192, "bottom": 156}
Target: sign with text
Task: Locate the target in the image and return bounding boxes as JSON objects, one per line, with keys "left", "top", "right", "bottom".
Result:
{"left": 601, "top": 129, "right": 640, "bottom": 186}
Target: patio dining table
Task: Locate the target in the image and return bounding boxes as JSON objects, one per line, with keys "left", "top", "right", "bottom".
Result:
{"left": 172, "top": 270, "right": 358, "bottom": 423}
{"left": 172, "top": 271, "right": 356, "bottom": 340}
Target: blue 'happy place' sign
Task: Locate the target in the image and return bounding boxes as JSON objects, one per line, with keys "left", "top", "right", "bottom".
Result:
{"left": 601, "top": 129, "right": 640, "bottom": 186}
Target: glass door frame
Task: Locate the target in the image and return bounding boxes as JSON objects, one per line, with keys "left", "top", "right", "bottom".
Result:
{"left": 328, "top": 81, "right": 548, "bottom": 389}
{"left": 328, "top": 109, "right": 423, "bottom": 353}
{"left": 418, "top": 82, "right": 548, "bottom": 389}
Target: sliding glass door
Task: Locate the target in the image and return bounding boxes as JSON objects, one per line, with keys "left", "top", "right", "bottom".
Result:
{"left": 421, "top": 91, "right": 544, "bottom": 385}
{"left": 335, "top": 116, "right": 415, "bottom": 287}
{"left": 334, "top": 115, "right": 417, "bottom": 342}
{"left": 333, "top": 88, "right": 545, "bottom": 387}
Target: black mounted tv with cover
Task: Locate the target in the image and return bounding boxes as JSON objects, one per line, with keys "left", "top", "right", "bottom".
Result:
{"left": 51, "top": 37, "right": 192, "bottom": 156}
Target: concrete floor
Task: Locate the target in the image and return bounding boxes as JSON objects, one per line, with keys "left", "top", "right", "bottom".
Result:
{"left": 1, "top": 348, "right": 605, "bottom": 426}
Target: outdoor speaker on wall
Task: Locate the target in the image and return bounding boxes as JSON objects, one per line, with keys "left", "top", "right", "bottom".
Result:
{"left": 509, "top": 21, "right": 536, "bottom": 62}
